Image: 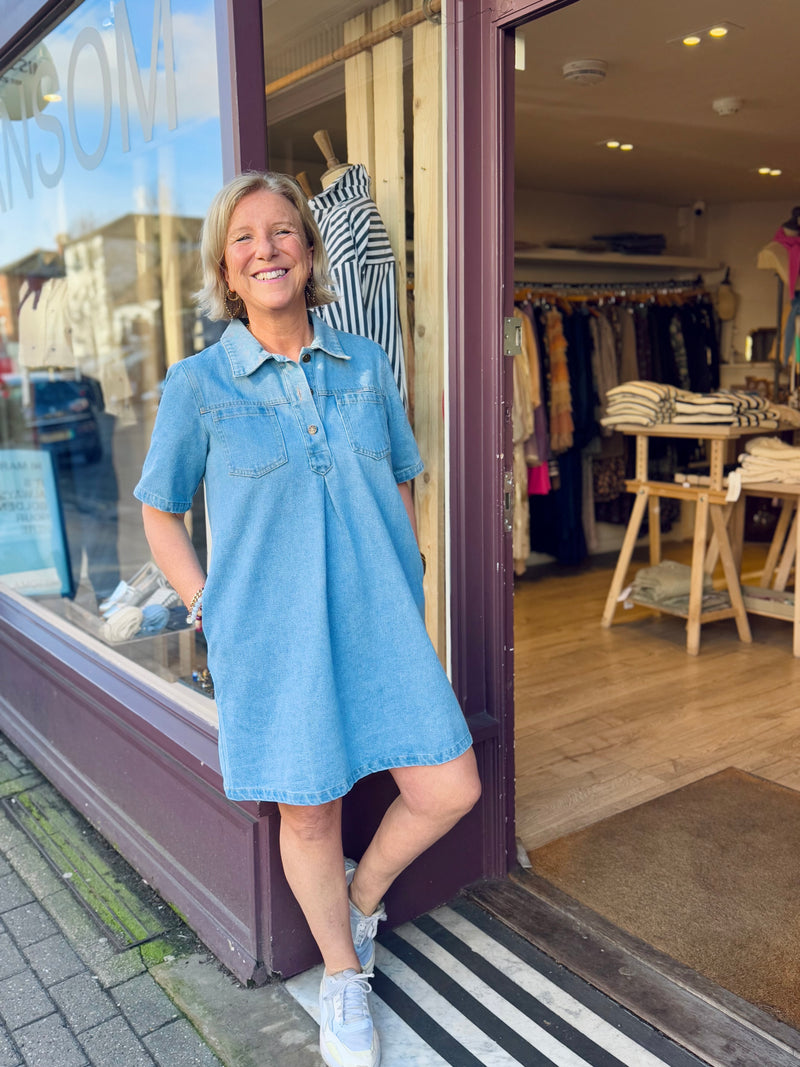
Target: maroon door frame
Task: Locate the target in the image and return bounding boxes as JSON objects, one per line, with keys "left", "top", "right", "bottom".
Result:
{"left": 446, "top": 0, "right": 579, "bottom": 876}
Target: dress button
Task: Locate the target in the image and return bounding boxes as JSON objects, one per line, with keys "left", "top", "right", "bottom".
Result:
{"left": 302, "top": 353, "right": 311, "bottom": 363}
{"left": 308, "top": 425, "right": 318, "bottom": 435}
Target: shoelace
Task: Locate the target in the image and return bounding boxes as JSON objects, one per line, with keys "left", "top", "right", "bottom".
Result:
{"left": 352, "top": 902, "right": 386, "bottom": 948}
{"left": 333, "top": 971, "right": 373, "bottom": 1026}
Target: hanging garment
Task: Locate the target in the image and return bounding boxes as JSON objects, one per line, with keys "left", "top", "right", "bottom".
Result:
{"left": 619, "top": 306, "right": 639, "bottom": 383}
{"left": 588, "top": 309, "right": 618, "bottom": 431}
{"left": 511, "top": 323, "right": 534, "bottom": 573}
{"left": 668, "top": 311, "right": 691, "bottom": 390}
{"left": 544, "top": 308, "right": 574, "bottom": 453}
{"left": 518, "top": 304, "right": 549, "bottom": 469}
{"left": 310, "top": 164, "right": 407, "bottom": 408}
{"left": 772, "top": 228, "right": 800, "bottom": 295}
{"left": 18, "top": 277, "right": 75, "bottom": 368}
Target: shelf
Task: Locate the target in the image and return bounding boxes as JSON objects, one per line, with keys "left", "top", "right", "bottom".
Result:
{"left": 513, "top": 248, "right": 723, "bottom": 271}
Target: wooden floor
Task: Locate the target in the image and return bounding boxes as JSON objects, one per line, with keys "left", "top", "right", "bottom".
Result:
{"left": 513, "top": 542, "right": 800, "bottom": 852}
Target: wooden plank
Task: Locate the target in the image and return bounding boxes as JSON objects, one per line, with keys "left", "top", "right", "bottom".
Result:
{"left": 465, "top": 876, "right": 800, "bottom": 1067}
{"left": 709, "top": 504, "right": 751, "bottom": 643}
{"left": 624, "top": 479, "right": 729, "bottom": 504}
{"left": 601, "top": 488, "right": 648, "bottom": 627}
{"left": 617, "top": 423, "right": 782, "bottom": 441}
{"left": 412, "top": 8, "right": 445, "bottom": 661}
{"left": 372, "top": 0, "right": 409, "bottom": 362}
{"left": 344, "top": 14, "right": 375, "bottom": 178}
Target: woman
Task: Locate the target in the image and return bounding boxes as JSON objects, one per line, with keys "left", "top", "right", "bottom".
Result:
{"left": 134, "top": 172, "right": 480, "bottom": 1067}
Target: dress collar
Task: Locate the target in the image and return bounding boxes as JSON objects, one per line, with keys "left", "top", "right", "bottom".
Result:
{"left": 222, "top": 315, "right": 350, "bottom": 377}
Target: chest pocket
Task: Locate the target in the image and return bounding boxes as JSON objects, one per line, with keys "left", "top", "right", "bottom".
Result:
{"left": 336, "top": 391, "right": 390, "bottom": 460}
{"left": 213, "top": 404, "right": 288, "bottom": 477}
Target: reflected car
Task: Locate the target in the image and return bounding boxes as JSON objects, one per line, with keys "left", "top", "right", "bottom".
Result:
{"left": 0, "top": 373, "right": 102, "bottom": 465}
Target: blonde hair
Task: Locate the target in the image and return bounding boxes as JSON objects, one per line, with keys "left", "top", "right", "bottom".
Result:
{"left": 195, "top": 171, "right": 337, "bottom": 321}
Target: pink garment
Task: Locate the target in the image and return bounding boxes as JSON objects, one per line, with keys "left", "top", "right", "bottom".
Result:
{"left": 773, "top": 228, "right": 800, "bottom": 293}
{"left": 528, "top": 463, "right": 551, "bottom": 496}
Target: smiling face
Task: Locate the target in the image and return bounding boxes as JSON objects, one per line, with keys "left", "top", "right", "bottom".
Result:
{"left": 222, "top": 189, "right": 313, "bottom": 325}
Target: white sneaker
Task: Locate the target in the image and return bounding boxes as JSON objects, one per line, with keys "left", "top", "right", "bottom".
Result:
{"left": 345, "top": 860, "right": 387, "bottom": 973}
{"left": 319, "top": 969, "right": 380, "bottom": 1067}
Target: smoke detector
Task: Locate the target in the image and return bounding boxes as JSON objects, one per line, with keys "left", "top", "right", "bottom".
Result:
{"left": 712, "top": 96, "right": 742, "bottom": 116}
{"left": 562, "top": 59, "right": 608, "bottom": 85}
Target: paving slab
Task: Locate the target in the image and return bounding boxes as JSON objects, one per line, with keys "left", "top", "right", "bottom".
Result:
{"left": 23, "top": 933, "right": 86, "bottom": 986}
{"left": 0, "top": 970, "right": 53, "bottom": 1030}
{"left": 77, "top": 1016, "right": 154, "bottom": 1067}
{"left": 13, "top": 1013, "right": 88, "bottom": 1067}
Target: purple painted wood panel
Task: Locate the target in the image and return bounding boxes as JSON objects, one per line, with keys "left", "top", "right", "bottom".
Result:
{"left": 446, "top": 0, "right": 516, "bottom": 877}
{"left": 446, "top": 0, "right": 579, "bottom": 875}
{"left": 214, "top": 0, "right": 268, "bottom": 177}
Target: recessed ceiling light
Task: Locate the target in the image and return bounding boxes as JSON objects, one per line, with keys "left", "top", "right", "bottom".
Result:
{"left": 606, "top": 140, "right": 620, "bottom": 149}
{"left": 758, "top": 167, "right": 772, "bottom": 175}
{"left": 770, "top": 169, "right": 782, "bottom": 177}
{"left": 620, "top": 143, "right": 634, "bottom": 151}
{"left": 670, "top": 20, "right": 743, "bottom": 46}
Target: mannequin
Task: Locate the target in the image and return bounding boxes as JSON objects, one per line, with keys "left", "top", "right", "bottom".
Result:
{"left": 313, "top": 129, "right": 352, "bottom": 190}
{"left": 308, "top": 132, "right": 408, "bottom": 405}
{"left": 758, "top": 208, "right": 800, "bottom": 391}
{"left": 756, "top": 206, "right": 800, "bottom": 292}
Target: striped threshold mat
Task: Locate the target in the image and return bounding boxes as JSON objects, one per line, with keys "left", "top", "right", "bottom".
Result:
{"left": 285, "top": 897, "right": 707, "bottom": 1066}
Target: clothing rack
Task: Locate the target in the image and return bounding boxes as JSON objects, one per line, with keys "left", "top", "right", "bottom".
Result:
{"left": 514, "top": 275, "right": 710, "bottom": 305}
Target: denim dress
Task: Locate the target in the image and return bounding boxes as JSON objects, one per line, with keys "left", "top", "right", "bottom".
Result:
{"left": 134, "top": 317, "right": 472, "bottom": 803}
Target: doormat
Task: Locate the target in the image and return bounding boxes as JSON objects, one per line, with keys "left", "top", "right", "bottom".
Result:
{"left": 2, "top": 782, "right": 171, "bottom": 951}
{"left": 528, "top": 768, "right": 800, "bottom": 1031}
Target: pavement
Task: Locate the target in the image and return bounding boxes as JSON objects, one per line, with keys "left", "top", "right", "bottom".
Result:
{"left": 0, "top": 731, "right": 321, "bottom": 1067}
{"left": 0, "top": 730, "right": 715, "bottom": 1067}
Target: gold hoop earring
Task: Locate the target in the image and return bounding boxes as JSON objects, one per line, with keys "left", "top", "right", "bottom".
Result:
{"left": 224, "top": 288, "right": 242, "bottom": 318}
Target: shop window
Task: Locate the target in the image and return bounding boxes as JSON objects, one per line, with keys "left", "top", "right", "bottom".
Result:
{"left": 0, "top": 0, "right": 223, "bottom": 699}
{"left": 264, "top": 0, "right": 449, "bottom": 663}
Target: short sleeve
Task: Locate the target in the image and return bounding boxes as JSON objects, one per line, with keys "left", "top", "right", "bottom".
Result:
{"left": 380, "top": 350, "right": 423, "bottom": 483}
{"left": 133, "top": 361, "right": 208, "bottom": 513}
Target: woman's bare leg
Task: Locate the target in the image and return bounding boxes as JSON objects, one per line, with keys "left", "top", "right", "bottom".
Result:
{"left": 348, "top": 748, "right": 481, "bottom": 918}
{"left": 278, "top": 798, "right": 360, "bottom": 974}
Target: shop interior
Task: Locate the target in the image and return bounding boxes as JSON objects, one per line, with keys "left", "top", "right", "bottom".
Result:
{"left": 508, "top": 3, "right": 800, "bottom": 1034}
{"left": 510, "top": 0, "right": 800, "bottom": 858}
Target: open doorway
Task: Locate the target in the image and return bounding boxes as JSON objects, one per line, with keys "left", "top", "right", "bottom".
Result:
{"left": 508, "top": 2, "right": 800, "bottom": 1039}
{"left": 511, "top": 0, "right": 800, "bottom": 853}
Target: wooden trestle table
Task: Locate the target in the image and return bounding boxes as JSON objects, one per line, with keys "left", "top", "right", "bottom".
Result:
{"left": 600, "top": 422, "right": 788, "bottom": 655}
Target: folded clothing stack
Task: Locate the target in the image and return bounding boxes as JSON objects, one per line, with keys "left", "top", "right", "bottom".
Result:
{"left": 734, "top": 436, "right": 800, "bottom": 485}
{"left": 631, "top": 560, "right": 711, "bottom": 601}
{"left": 672, "top": 390, "right": 776, "bottom": 427}
{"left": 593, "top": 232, "right": 667, "bottom": 255}
{"left": 602, "top": 381, "right": 780, "bottom": 430}
{"left": 630, "top": 559, "right": 729, "bottom": 613}
{"left": 602, "top": 381, "right": 678, "bottom": 427}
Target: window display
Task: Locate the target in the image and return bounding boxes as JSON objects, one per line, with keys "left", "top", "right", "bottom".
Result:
{"left": 0, "top": 0, "right": 224, "bottom": 697}
{"left": 263, "top": 0, "right": 449, "bottom": 658}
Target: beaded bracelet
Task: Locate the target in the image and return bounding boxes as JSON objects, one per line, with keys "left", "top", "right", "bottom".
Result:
{"left": 186, "top": 585, "right": 205, "bottom": 626}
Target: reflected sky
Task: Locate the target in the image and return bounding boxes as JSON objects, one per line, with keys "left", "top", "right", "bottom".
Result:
{"left": 0, "top": 0, "right": 224, "bottom": 268}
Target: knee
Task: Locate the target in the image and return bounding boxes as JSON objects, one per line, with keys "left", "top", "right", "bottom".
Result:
{"left": 408, "top": 765, "right": 482, "bottom": 824}
{"left": 455, "top": 768, "right": 482, "bottom": 818}
{"left": 279, "top": 801, "right": 340, "bottom": 843}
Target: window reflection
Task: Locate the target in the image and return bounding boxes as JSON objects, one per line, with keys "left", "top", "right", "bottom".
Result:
{"left": 0, "top": 0, "right": 223, "bottom": 696}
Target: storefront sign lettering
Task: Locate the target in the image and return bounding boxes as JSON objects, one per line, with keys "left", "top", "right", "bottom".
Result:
{"left": 0, "top": 0, "right": 177, "bottom": 211}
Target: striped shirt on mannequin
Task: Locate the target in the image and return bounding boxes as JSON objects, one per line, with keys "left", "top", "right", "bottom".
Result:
{"left": 310, "top": 164, "right": 408, "bottom": 408}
